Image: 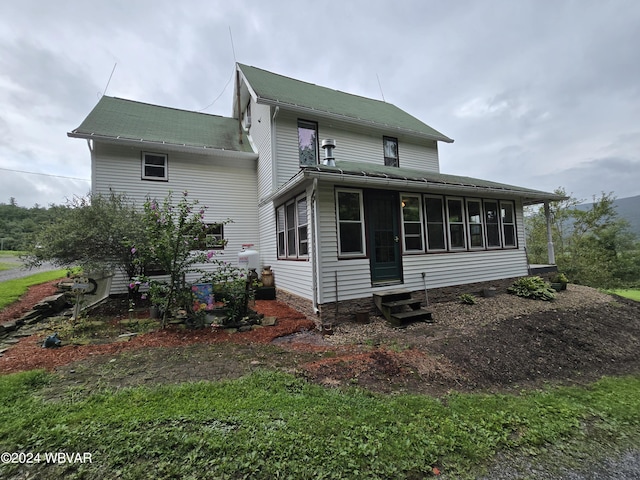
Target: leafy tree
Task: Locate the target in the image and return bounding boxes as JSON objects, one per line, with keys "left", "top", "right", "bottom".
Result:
{"left": 24, "top": 192, "right": 148, "bottom": 279}
{"left": 135, "top": 191, "right": 228, "bottom": 326}
{"left": 525, "top": 190, "right": 639, "bottom": 288}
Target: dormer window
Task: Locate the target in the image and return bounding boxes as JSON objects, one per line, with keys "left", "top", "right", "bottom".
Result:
{"left": 383, "top": 136, "right": 399, "bottom": 167}
{"left": 298, "top": 120, "right": 318, "bottom": 166}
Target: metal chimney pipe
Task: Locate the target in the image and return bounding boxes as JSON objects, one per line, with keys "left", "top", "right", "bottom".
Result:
{"left": 321, "top": 139, "right": 336, "bottom": 166}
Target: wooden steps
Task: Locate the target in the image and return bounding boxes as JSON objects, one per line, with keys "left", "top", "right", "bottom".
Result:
{"left": 373, "top": 289, "right": 433, "bottom": 328}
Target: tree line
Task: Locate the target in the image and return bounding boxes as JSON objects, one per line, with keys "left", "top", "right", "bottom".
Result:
{"left": 0, "top": 198, "right": 70, "bottom": 251}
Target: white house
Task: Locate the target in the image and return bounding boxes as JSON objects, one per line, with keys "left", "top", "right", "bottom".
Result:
{"left": 69, "top": 63, "right": 562, "bottom": 324}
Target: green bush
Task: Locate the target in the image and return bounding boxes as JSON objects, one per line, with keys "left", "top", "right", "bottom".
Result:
{"left": 508, "top": 276, "right": 556, "bottom": 301}
{"left": 459, "top": 293, "right": 477, "bottom": 305}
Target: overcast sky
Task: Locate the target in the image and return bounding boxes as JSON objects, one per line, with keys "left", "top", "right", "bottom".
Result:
{"left": 1, "top": 0, "right": 639, "bottom": 208}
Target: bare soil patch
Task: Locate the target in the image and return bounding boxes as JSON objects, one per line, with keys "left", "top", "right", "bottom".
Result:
{"left": 1, "top": 283, "right": 639, "bottom": 397}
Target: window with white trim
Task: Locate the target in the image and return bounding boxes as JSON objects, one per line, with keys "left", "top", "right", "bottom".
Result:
{"left": 501, "top": 201, "right": 517, "bottom": 247}
{"left": 142, "top": 152, "right": 168, "bottom": 181}
{"left": 197, "top": 224, "right": 225, "bottom": 250}
{"left": 446, "top": 198, "right": 466, "bottom": 250}
{"left": 424, "top": 196, "right": 446, "bottom": 251}
{"left": 466, "top": 199, "right": 484, "bottom": 249}
{"left": 276, "top": 194, "right": 309, "bottom": 259}
{"left": 401, "top": 194, "right": 424, "bottom": 252}
{"left": 336, "top": 189, "right": 365, "bottom": 256}
{"left": 484, "top": 200, "right": 501, "bottom": 248}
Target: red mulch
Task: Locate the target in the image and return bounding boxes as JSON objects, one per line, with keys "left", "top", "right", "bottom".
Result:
{"left": 0, "top": 280, "right": 60, "bottom": 325}
{"left": 0, "top": 291, "right": 316, "bottom": 374}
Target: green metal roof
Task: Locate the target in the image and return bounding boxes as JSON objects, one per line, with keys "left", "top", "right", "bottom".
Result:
{"left": 302, "top": 160, "right": 565, "bottom": 204}
{"left": 238, "top": 64, "right": 453, "bottom": 143}
{"left": 69, "top": 96, "right": 254, "bottom": 153}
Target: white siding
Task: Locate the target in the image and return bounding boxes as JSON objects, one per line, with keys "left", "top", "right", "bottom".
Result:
{"left": 93, "top": 142, "right": 259, "bottom": 293}
{"left": 315, "top": 183, "right": 530, "bottom": 304}
{"left": 249, "top": 102, "right": 274, "bottom": 199}
{"left": 273, "top": 111, "right": 440, "bottom": 190}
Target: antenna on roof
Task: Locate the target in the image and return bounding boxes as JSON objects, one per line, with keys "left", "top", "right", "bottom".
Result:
{"left": 99, "top": 62, "right": 117, "bottom": 97}
{"left": 376, "top": 73, "right": 386, "bottom": 102}
{"left": 229, "top": 26, "right": 237, "bottom": 63}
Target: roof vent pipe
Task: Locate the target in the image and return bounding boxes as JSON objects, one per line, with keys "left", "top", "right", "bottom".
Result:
{"left": 321, "top": 139, "right": 336, "bottom": 166}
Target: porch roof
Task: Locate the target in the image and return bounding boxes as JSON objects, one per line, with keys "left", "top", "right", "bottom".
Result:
{"left": 276, "top": 161, "right": 564, "bottom": 205}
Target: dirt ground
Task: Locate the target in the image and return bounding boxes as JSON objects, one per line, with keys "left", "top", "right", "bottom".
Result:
{"left": 1, "top": 282, "right": 639, "bottom": 398}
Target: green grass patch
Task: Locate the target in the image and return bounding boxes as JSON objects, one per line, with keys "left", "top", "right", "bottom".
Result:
{"left": 0, "top": 270, "right": 68, "bottom": 310}
{"left": 610, "top": 289, "right": 640, "bottom": 301}
{"left": 0, "top": 250, "right": 26, "bottom": 257}
{"left": 1, "top": 370, "right": 638, "bottom": 479}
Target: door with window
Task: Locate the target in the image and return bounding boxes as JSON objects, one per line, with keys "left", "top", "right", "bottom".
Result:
{"left": 365, "top": 190, "right": 402, "bottom": 284}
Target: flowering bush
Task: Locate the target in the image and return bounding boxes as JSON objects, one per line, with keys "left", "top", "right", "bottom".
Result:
{"left": 131, "top": 191, "right": 241, "bottom": 327}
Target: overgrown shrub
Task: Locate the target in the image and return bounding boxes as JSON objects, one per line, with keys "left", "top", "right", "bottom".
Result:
{"left": 508, "top": 276, "right": 556, "bottom": 301}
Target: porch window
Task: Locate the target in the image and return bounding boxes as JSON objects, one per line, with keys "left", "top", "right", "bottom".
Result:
{"left": 501, "top": 201, "right": 517, "bottom": 247}
{"left": 336, "top": 189, "right": 365, "bottom": 256}
{"left": 484, "top": 200, "right": 501, "bottom": 248}
{"left": 142, "top": 152, "right": 168, "bottom": 181}
{"left": 277, "top": 206, "right": 286, "bottom": 257}
{"left": 297, "top": 197, "right": 308, "bottom": 256}
{"left": 277, "top": 195, "right": 309, "bottom": 259}
{"left": 298, "top": 120, "right": 318, "bottom": 166}
{"left": 424, "top": 196, "right": 446, "bottom": 251}
{"left": 401, "top": 194, "right": 424, "bottom": 252}
{"left": 466, "top": 199, "right": 484, "bottom": 249}
{"left": 383, "top": 136, "right": 399, "bottom": 167}
{"left": 446, "top": 198, "right": 466, "bottom": 250}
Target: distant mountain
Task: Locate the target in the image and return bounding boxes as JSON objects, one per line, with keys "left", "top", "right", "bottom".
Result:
{"left": 577, "top": 195, "right": 640, "bottom": 237}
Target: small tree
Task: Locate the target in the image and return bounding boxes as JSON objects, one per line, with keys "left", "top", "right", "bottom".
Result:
{"left": 25, "top": 192, "right": 148, "bottom": 279}
{"left": 137, "top": 191, "right": 228, "bottom": 326}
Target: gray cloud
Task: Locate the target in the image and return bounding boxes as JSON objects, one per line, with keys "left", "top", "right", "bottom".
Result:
{"left": 0, "top": 0, "right": 639, "bottom": 208}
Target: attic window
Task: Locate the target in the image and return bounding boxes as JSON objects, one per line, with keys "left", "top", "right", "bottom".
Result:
{"left": 142, "top": 152, "right": 168, "bottom": 181}
{"left": 298, "top": 120, "right": 318, "bottom": 166}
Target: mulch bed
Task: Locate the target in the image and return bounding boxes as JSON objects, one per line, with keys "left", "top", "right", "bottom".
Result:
{"left": 0, "top": 294, "right": 315, "bottom": 375}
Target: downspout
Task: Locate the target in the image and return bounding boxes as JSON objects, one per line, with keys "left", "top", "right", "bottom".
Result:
{"left": 311, "top": 178, "right": 319, "bottom": 314}
{"left": 544, "top": 202, "right": 556, "bottom": 264}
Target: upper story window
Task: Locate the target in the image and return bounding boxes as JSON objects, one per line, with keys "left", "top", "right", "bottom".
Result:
{"left": 383, "top": 136, "right": 399, "bottom": 167}
{"left": 142, "top": 152, "right": 168, "bottom": 181}
{"left": 298, "top": 120, "right": 318, "bottom": 166}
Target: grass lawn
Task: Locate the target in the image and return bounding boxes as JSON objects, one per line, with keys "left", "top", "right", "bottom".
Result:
{"left": 0, "top": 371, "right": 638, "bottom": 479}
{"left": 0, "top": 270, "right": 68, "bottom": 310}
{"left": 610, "top": 289, "right": 640, "bottom": 301}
